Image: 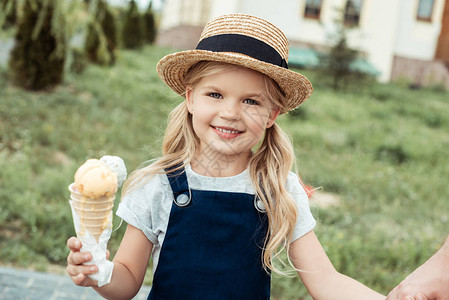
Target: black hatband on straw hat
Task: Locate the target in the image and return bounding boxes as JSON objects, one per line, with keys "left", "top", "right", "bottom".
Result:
{"left": 196, "top": 34, "right": 289, "bottom": 69}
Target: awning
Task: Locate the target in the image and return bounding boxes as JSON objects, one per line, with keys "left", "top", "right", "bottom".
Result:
{"left": 289, "top": 47, "right": 321, "bottom": 68}
{"left": 351, "top": 58, "right": 381, "bottom": 76}
{"left": 289, "top": 47, "right": 380, "bottom": 76}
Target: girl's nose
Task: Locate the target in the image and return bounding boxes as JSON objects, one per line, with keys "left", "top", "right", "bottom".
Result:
{"left": 219, "top": 101, "right": 241, "bottom": 120}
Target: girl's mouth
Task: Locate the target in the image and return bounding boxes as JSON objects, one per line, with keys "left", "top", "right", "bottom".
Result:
{"left": 212, "top": 126, "right": 243, "bottom": 139}
{"left": 214, "top": 127, "right": 241, "bottom": 134}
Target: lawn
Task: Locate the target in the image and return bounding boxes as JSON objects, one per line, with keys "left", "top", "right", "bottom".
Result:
{"left": 0, "top": 45, "right": 448, "bottom": 299}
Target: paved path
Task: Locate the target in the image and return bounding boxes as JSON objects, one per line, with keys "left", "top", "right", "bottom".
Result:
{"left": 0, "top": 266, "right": 151, "bottom": 300}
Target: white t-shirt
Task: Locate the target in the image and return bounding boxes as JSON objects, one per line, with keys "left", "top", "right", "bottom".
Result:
{"left": 116, "top": 164, "right": 316, "bottom": 273}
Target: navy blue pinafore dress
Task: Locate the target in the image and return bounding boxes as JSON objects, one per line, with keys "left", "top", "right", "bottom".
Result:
{"left": 147, "top": 166, "right": 271, "bottom": 299}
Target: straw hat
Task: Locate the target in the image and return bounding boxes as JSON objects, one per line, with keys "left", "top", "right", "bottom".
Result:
{"left": 156, "top": 13, "right": 313, "bottom": 113}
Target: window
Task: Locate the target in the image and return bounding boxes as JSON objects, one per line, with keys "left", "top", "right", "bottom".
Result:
{"left": 304, "top": 0, "right": 322, "bottom": 19}
{"left": 417, "top": 0, "right": 435, "bottom": 21}
{"left": 344, "top": 0, "right": 363, "bottom": 26}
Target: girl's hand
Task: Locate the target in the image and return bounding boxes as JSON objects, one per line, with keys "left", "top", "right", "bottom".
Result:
{"left": 66, "top": 237, "right": 108, "bottom": 287}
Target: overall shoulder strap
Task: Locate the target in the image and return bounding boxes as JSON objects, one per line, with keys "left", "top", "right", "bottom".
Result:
{"left": 165, "top": 164, "right": 191, "bottom": 207}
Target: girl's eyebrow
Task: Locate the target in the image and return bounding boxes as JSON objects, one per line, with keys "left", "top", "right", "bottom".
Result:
{"left": 245, "top": 92, "right": 264, "bottom": 99}
{"left": 200, "top": 84, "right": 221, "bottom": 91}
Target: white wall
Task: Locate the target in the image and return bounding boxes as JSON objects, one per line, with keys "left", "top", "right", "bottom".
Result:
{"left": 160, "top": 0, "right": 211, "bottom": 29}
{"left": 226, "top": 0, "right": 332, "bottom": 45}
{"left": 284, "top": 0, "right": 402, "bottom": 82}
{"left": 394, "top": 0, "right": 445, "bottom": 60}
{"left": 355, "top": 0, "right": 402, "bottom": 82}
{"left": 159, "top": 0, "right": 180, "bottom": 29}
{"left": 209, "top": 0, "right": 240, "bottom": 18}
{"left": 236, "top": 0, "right": 300, "bottom": 36}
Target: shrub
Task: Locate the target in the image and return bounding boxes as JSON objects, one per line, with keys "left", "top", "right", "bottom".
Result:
{"left": 0, "top": 0, "right": 16, "bottom": 29}
{"left": 319, "top": 28, "right": 360, "bottom": 90}
{"left": 69, "top": 48, "right": 88, "bottom": 74}
{"left": 8, "top": 0, "right": 66, "bottom": 90}
{"left": 317, "top": 11, "right": 374, "bottom": 91}
{"left": 122, "top": 0, "right": 143, "bottom": 49}
{"left": 375, "top": 144, "right": 410, "bottom": 165}
{"left": 85, "top": 0, "right": 118, "bottom": 65}
{"left": 143, "top": 1, "right": 157, "bottom": 44}
{"left": 288, "top": 106, "right": 308, "bottom": 120}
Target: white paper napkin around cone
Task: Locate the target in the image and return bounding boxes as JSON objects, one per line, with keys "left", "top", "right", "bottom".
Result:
{"left": 69, "top": 184, "right": 114, "bottom": 287}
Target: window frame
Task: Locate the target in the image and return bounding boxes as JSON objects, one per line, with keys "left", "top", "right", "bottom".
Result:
{"left": 304, "top": 0, "right": 323, "bottom": 20}
{"left": 416, "top": 0, "right": 435, "bottom": 22}
{"left": 343, "top": 0, "right": 363, "bottom": 26}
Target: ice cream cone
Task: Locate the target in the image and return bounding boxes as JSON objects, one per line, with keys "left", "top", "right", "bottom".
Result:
{"left": 67, "top": 156, "right": 126, "bottom": 287}
{"left": 69, "top": 183, "right": 115, "bottom": 242}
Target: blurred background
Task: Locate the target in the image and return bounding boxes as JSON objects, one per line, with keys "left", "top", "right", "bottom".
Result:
{"left": 1, "top": 0, "right": 448, "bottom": 299}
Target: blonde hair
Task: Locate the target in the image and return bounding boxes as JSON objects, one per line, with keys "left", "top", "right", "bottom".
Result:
{"left": 122, "top": 61, "right": 299, "bottom": 274}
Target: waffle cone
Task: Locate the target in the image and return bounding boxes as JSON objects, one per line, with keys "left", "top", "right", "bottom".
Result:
{"left": 69, "top": 183, "right": 115, "bottom": 242}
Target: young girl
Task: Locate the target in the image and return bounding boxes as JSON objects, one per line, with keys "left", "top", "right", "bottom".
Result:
{"left": 66, "top": 14, "right": 386, "bottom": 299}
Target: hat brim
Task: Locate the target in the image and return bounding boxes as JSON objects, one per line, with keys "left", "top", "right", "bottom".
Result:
{"left": 156, "top": 50, "right": 313, "bottom": 113}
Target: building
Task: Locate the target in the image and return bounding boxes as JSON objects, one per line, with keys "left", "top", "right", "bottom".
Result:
{"left": 156, "top": 0, "right": 449, "bottom": 88}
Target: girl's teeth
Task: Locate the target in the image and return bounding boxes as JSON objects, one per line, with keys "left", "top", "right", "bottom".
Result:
{"left": 217, "top": 127, "right": 238, "bottom": 134}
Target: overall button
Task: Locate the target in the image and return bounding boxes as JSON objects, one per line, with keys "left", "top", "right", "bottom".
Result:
{"left": 175, "top": 193, "right": 191, "bottom": 207}
{"left": 254, "top": 197, "right": 266, "bottom": 213}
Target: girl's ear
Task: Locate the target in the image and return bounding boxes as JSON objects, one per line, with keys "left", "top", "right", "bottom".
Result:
{"left": 266, "top": 107, "right": 280, "bottom": 128}
{"left": 185, "top": 86, "right": 194, "bottom": 114}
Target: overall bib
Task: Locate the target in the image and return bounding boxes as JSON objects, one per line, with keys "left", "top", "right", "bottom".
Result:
{"left": 148, "top": 166, "right": 271, "bottom": 300}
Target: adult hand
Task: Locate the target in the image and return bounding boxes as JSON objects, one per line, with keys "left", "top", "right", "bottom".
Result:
{"left": 66, "top": 237, "right": 109, "bottom": 287}
{"left": 387, "top": 238, "right": 449, "bottom": 300}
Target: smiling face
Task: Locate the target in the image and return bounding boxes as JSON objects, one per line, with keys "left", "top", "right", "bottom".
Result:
{"left": 186, "top": 65, "right": 280, "bottom": 172}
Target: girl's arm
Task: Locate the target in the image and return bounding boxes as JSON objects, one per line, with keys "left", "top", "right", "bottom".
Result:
{"left": 67, "top": 224, "right": 153, "bottom": 300}
{"left": 289, "top": 230, "right": 385, "bottom": 300}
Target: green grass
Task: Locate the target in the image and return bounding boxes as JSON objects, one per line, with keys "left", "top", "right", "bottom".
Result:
{"left": 1, "top": 45, "right": 448, "bottom": 298}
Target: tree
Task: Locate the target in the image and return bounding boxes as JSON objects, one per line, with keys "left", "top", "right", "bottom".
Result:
{"left": 320, "top": 26, "right": 358, "bottom": 90}
{"left": 85, "top": 0, "right": 118, "bottom": 65}
{"left": 8, "top": 0, "right": 66, "bottom": 90}
{"left": 318, "top": 10, "right": 368, "bottom": 90}
{"left": 0, "top": 0, "right": 17, "bottom": 29}
{"left": 143, "top": 1, "right": 156, "bottom": 44}
{"left": 122, "top": 0, "right": 143, "bottom": 49}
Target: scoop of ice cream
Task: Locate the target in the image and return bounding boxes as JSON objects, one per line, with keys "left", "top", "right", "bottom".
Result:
{"left": 74, "top": 159, "right": 118, "bottom": 198}
{"left": 100, "top": 155, "right": 127, "bottom": 188}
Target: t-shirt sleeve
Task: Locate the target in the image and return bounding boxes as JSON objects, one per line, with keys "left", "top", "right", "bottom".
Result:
{"left": 116, "top": 174, "right": 171, "bottom": 245}
{"left": 287, "top": 172, "right": 316, "bottom": 242}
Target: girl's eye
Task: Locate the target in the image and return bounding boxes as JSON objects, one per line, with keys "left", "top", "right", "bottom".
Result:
{"left": 209, "top": 92, "right": 222, "bottom": 99}
{"left": 244, "top": 98, "right": 259, "bottom": 105}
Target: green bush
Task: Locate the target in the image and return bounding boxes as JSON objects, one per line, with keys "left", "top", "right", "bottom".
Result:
{"left": 288, "top": 106, "right": 308, "bottom": 120}
{"left": 85, "top": 0, "right": 118, "bottom": 65}
{"left": 8, "top": 0, "right": 66, "bottom": 90}
{"left": 0, "top": 0, "right": 16, "bottom": 29}
{"left": 143, "top": 2, "right": 157, "bottom": 44}
{"left": 375, "top": 144, "right": 410, "bottom": 165}
{"left": 122, "top": 0, "right": 143, "bottom": 49}
{"left": 69, "top": 48, "right": 88, "bottom": 74}
{"left": 317, "top": 11, "right": 375, "bottom": 91}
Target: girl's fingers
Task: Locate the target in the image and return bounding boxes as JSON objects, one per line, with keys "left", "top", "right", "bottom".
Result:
{"left": 66, "top": 263, "right": 98, "bottom": 287}
{"left": 66, "top": 263, "right": 98, "bottom": 277}
{"left": 67, "top": 236, "right": 82, "bottom": 251}
{"left": 66, "top": 236, "right": 100, "bottom": 288}
{"left": 71, "top": 272, "right": 98, "bottom": 287}
{"left": 67, "top": 250, "right": 92, "bottom": 265}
